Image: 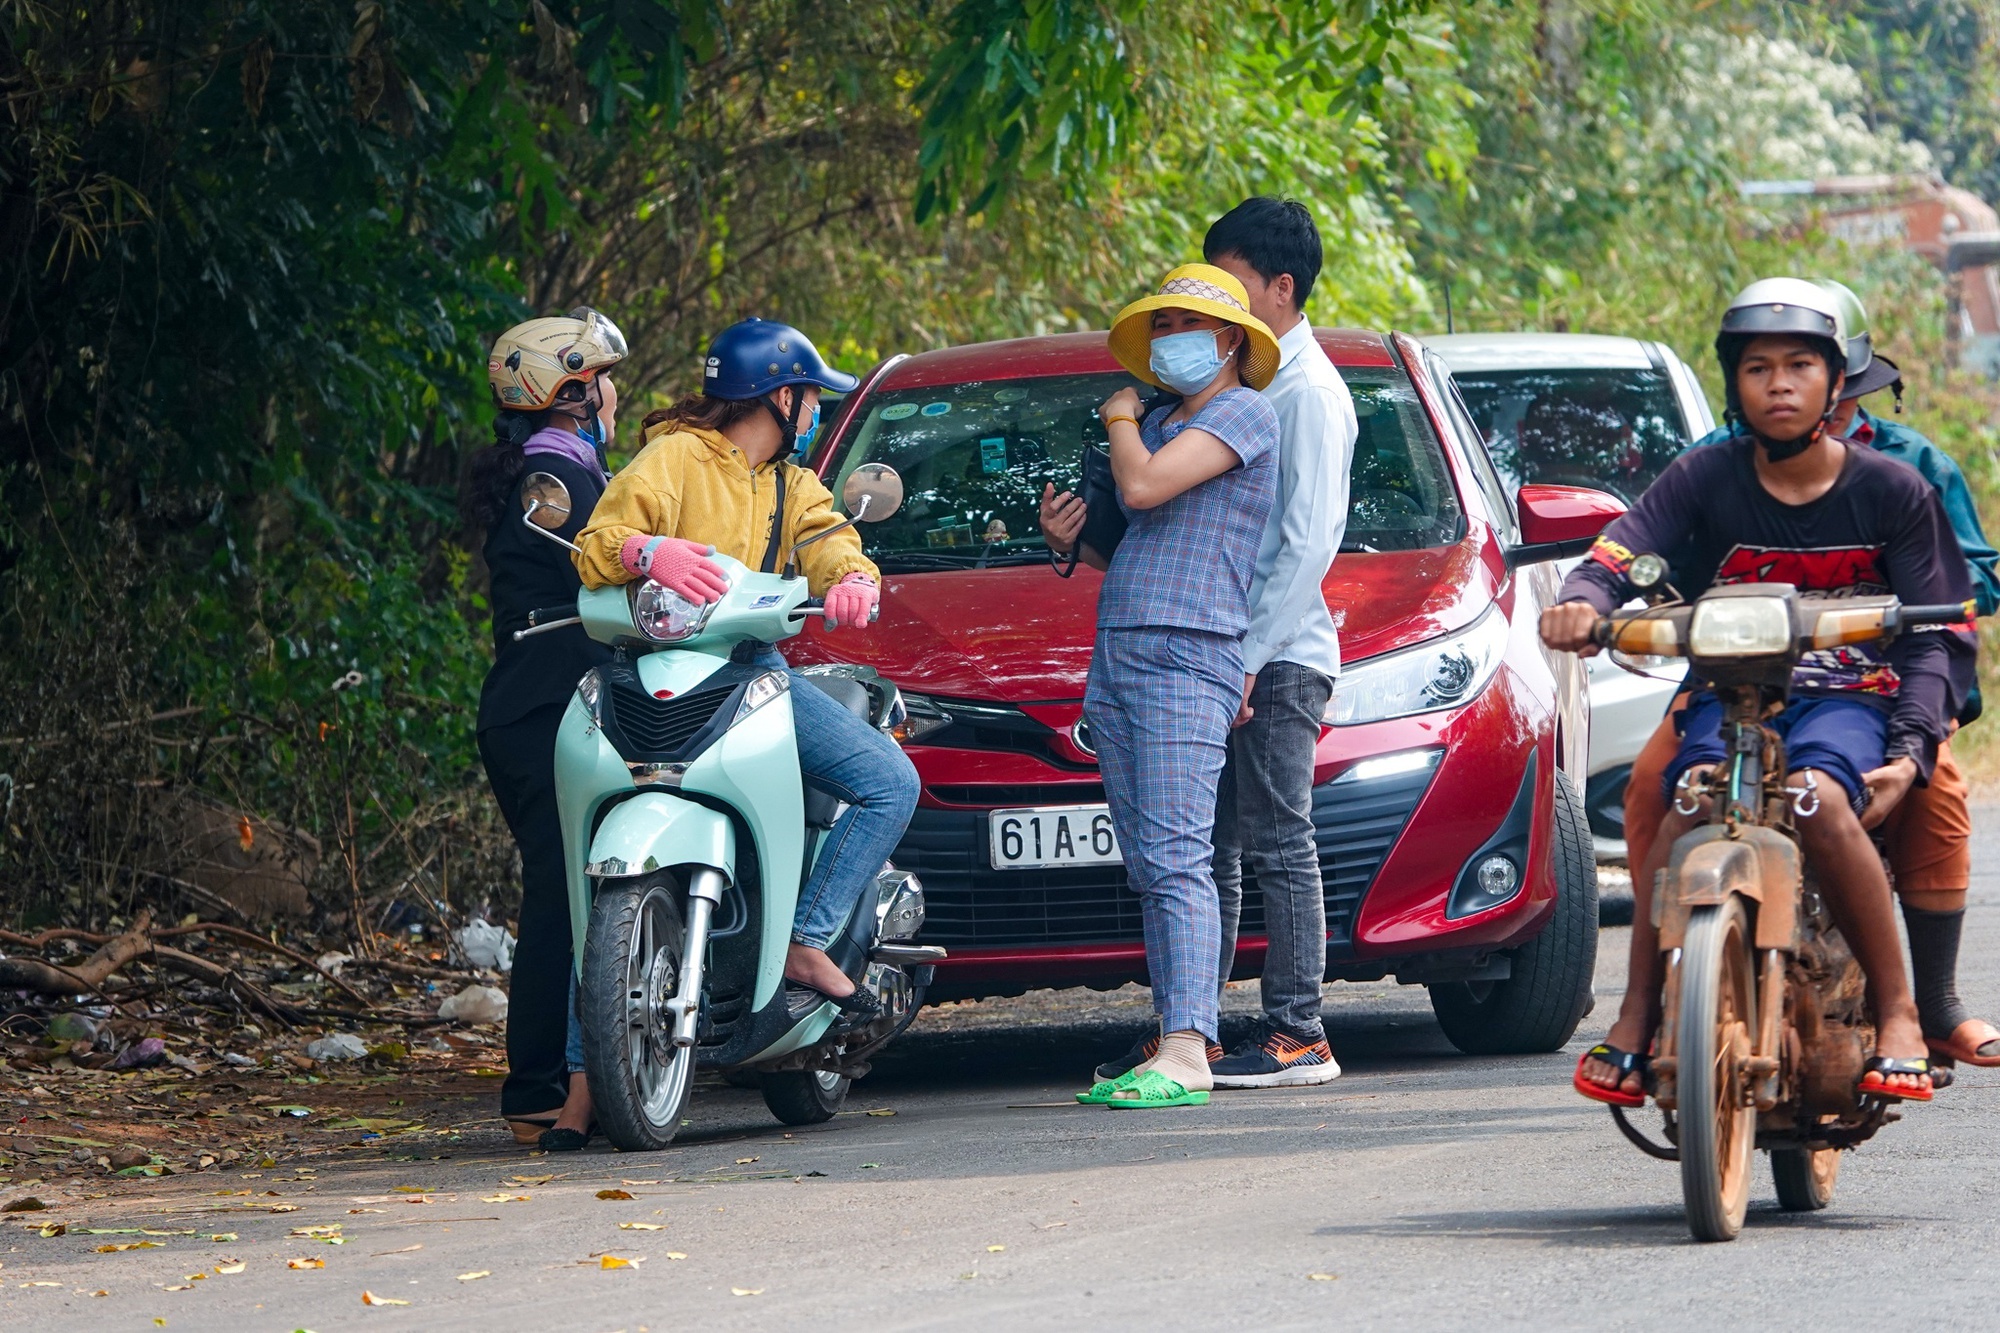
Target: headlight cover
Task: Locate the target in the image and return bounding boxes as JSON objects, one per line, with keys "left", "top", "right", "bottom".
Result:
{"left": 1689, "top": 596, "right": 1792, "bottom": 659}
{"left": 730, "top": 670, "right": 789, "bottom": 726}
{"left": 890, "top": 692, "right": 953, "bottom": 744}
{"left": 632, "top": 579, "right": 717, "bottom": 643}
{"left": 1325, "top": 606, "right": 1509, "bottom": 726}
{"left": 576, "top": 668, "right": 605, "bottom": 725}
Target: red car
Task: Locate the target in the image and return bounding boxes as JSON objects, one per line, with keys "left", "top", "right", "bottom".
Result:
{"left": 789, "top": 329, "right": 1624, "bottom": 1054}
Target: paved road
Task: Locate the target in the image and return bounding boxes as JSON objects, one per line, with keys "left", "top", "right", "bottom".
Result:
{"left": 10, "top": 818, "right": 2000, "bottom": 1332}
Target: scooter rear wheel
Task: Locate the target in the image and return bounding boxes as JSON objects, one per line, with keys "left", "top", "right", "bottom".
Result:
{"left": 581, "top": 873, "right": 697, "bottom": 1151}
{"left": 1771, "top": 1143, "right": 1840, "bottom": 1211}
{"left": 1677, "top": 896, "right": 1758, "bottom": 1242}
{"left": 758, "top": 1069, "right": 850, "bottom": 1125}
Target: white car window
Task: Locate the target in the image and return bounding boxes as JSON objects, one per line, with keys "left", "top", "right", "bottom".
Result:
{"left": 1448, "top": 366, "right": 1690, "bottom": 506}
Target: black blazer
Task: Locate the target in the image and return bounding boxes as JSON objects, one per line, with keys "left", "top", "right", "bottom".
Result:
{"left": 476, "top": 453, "right": 613, "bottom": 733}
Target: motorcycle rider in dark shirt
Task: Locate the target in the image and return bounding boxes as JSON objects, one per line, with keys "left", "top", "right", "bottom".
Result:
{"left": 1541, "top": 279, "right": 1976, "bottom": 1105}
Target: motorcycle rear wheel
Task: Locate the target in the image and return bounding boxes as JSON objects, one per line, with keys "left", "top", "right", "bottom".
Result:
{"left": 1771, "top": 1144, "right": 1840, "bottom": 1211}
{"left": 759, "top": 1069, "right": 851, "bottom": 1125}
{"left": 581, "top": 873, "right": 697, "bottom": 1152}
{"left": 1677, "top": 896, "right": 1758, "bottom": 1242}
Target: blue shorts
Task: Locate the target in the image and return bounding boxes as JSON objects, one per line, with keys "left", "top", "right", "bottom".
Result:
{"left": 1664, "top": 694, "right": 1886, "bottom": 813}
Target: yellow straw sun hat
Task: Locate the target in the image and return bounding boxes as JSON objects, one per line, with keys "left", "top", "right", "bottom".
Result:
{"left": 1107, "top": 263, "right": 1281, "bottom": 392}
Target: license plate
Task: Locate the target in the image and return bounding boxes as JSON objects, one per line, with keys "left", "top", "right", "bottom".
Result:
{"left": 989, "top": 804, "right": 1122, "bottom": 869}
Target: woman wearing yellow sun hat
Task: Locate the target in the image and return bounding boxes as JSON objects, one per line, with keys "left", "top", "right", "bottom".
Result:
{"left": 1043, "top": 263, "right": 1282, "bottom": 1109}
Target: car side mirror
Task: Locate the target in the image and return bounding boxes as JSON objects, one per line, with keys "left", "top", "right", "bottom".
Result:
{"left": 1507, "top": 484, "right": 1627, "bottom": 568}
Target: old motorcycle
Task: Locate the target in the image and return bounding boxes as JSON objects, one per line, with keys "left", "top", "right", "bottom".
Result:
{"left": 512, "top": 463, "right": 940, "bottom": 1149}
{"left": 1592, "top": 563, "right": 1971, "bottom": 1240}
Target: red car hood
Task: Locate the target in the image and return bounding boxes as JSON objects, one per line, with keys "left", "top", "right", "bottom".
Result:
{"left": 786, "top": 539, "right": 1495, "bottom": 702}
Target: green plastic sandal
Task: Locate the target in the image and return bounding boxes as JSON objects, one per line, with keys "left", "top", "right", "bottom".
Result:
{"left": 1075, "top": 1067, "right": 1145, "bottom": 1104}
{"left": 1103, "top": 1069, "right": 1210, "bottom": 1109}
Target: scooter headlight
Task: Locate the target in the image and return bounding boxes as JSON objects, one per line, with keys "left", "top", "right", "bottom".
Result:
{"left": 632, "top": 580, "right": 718, "bottom": 643}
{"left": 1688, "top": 596, "right": 1792, "bottom": 658}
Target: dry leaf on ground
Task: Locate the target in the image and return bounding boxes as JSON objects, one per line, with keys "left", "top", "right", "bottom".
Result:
{"left": 618, "top": 1222, "right": 663, "bottom": 1231}
{"left": 595, "top": 1188, "right": 633, "bottom": 1201}
{"left": 361, "top": 1289, "right": 410, "bottom": 1305}
{"left": 287, "top": 1257, "right": 325, "bottom": 1270}
{"left": 599, "top": 1255, "right": 634, "bottom": 1270}
{"left": 665, "top": 1251, "right": 688, "bottom": 1260}
{"left": 732, "top": 1286, "right": 764, "bottom": 1296}
{"left": 1307, "top": 1272, "right": 1338, "bottom": 1282}
{"left": 457, "top": 1271, "right": 490, "bottom": 1282}
{"left": 214, "top": 1261, "right": 245, "bottom": 1275}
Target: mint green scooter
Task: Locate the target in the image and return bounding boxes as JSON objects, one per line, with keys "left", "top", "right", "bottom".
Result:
{"left": 513, "top": 464, "right": 940, "bottom": 1150}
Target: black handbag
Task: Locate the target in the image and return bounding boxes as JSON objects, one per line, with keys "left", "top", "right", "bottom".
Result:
{"left": 1051, "top": 394, "right": 1170, "bottom": 576}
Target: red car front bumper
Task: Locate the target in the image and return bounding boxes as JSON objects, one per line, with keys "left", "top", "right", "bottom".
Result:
{"left": 897, "top": 664, "right": 1559, "bottom": 1002}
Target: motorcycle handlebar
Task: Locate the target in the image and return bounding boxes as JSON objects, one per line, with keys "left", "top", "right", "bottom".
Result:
{"left": 786, "top": 598, "right": 882, "bottom": 624}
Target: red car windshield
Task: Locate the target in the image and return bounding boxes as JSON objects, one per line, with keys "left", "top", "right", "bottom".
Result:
{"left": 825, "top": 367, "right": 1463, "bottom": 570}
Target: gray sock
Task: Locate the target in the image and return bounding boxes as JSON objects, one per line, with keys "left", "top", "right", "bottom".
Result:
{"left": 1902, "top": 903, "right": 1972, "bottom": 1041}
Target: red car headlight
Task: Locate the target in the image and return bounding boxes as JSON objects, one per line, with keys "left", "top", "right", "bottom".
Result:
{"left": 1325, "top": 606, "right": 1508, "bottom": 726}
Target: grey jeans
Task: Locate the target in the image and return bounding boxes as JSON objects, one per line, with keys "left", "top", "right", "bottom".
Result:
{"left": 1214, "top": 660, "right": 1335, "bottom": 1037}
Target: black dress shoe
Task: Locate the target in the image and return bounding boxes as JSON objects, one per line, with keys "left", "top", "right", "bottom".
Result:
{"left": 538, "top": 1126, "right": 591, "bottom": 1152}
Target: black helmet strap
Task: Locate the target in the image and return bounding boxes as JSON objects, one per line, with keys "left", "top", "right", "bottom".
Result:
{"left": 762, "top": 386, "right": 807, "bottom": 455}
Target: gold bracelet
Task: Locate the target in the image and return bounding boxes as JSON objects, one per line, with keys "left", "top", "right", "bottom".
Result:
{"left": 1104, "top": 414, "right": 1139, "bottom": 428}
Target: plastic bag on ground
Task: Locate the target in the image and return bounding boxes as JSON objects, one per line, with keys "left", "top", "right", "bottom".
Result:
{"left": 305, "top": 1033, "right": 369, "bottom": 1061}
{"left": 454, "top": 920, "right": 516, "bottom": 972}
{"left": 438, "top": 984, "right": 509, "bottom": 1025}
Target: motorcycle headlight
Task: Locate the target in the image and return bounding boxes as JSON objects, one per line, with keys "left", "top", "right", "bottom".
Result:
{"left": 1325, "top": 606, "right": 1509, "bottom": 726}
{"left": 731, "top": 670, "right": 789, "bottom": 725}
{"left": 632, "top": 579, "right": 718, "bottom": 643}
{"left": 1688, "top": 596, "right": 1792, "bottom": 659}
{"left": 576, "top": 668, "right": 605, "bottom": 724}
{"left": 890, "top": 692, "right": 953, "bottom": 744}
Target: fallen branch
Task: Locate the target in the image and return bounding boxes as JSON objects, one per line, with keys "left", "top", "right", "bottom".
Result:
{"left": 156, "top": 922, "right": 373, "bottom": 1009}
{"left": 345, "top": 955, "right": 475, "bottom": 983}
{"left": 149, "top": 945, "right": 303, "bottom": 1028}
{"left": 0, "top": 910, "right": 153, "bottom": 995}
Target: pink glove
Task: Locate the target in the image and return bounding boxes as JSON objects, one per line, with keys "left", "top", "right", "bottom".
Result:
{"left": 619, "top": 535, "right": 730, "bottom": 604}
{"left": 821, "top": 573, "right": 879, "bottom": 629}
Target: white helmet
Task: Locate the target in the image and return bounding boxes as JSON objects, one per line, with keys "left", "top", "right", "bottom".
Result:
{"left": 1715, "top": 278, "right": 1847, "bottom": 451}
{"left": 487, "top": 307, "right": 628, "bottom": 413}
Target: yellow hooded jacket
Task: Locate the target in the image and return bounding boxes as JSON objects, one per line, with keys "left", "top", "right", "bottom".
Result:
{"left": 574, "top": 421, "right": 877, "bottom": 594}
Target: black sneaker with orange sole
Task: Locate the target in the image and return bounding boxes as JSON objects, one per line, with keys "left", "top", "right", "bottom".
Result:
{"left": 1209, "top": 1022, "right": 1342, "bottom": 1088}
{"left": 1092, "top": 1030, "right": 1226, "bottom": 1083}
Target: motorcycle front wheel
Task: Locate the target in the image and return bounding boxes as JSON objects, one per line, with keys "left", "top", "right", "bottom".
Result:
{"left": 1677, "top": 896, "right": 1759, "bottom": 1242}
{"left": 581, "top": 873, "right": 697, "bottom": 1151}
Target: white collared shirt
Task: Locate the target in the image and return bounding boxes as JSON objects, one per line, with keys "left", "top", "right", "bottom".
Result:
{"left": 1242, "top": 316, "right": 1356, "bottom": 678}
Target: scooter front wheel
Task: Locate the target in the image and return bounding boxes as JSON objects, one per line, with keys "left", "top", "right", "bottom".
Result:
{"left": 581, "top": 873, "right": 696, "bottom": 1151}
{"left": 1677, "top": 896, "right": 1759, "bottom": 1241}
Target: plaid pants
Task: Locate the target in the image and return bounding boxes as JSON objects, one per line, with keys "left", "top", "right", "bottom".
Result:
{"left": 1085, "top": 627, "right": 1243, "bottom": 1042}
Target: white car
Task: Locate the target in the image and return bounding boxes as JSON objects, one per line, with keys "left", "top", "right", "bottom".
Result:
{"left": 1430, "top": 333, "right": 1717, "bottom": 861}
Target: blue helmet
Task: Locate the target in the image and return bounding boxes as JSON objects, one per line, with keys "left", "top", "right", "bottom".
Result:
{"left": 703, "top": 318, "right": 858, "bottom": 400}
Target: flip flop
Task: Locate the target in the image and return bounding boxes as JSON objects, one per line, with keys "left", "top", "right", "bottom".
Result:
{"left": 1102, "top": 1069, "right": 1210, "bottom": 1109}
{"left": 1927, "top": 1019, "right": 2000, "bottom": 1068}
{"left": 1573, "top": 1043, "right": 1649, "bottom": 1108}
{"left": 1859, "top": 1055, "right": 1935, "bottom": 1103}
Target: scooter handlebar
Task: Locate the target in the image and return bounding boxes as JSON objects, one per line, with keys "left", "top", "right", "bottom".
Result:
{"left": 786, "top": 597, "right": 882, "bottom": 624}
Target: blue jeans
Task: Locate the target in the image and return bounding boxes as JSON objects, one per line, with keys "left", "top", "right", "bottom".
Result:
{"left": 750, "top": 649, "right": 920, "bottom": 951}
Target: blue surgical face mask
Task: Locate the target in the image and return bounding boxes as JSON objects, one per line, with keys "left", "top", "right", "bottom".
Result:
{"left": 793, "top": 402, "right": 821, "bottom": 456}
{"left": 1149, "top": 328, "right": 1233, "bottom": 395}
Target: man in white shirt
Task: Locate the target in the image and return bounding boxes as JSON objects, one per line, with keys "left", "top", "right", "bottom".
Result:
{"left": 1202, "top": 198, "right": 1357, "bottom": 1086}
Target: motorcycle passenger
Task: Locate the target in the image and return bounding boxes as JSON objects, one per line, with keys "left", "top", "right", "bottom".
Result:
{"left": 571, "top": 318, "right": 918, "bottom": 1028}
{"left": 467, "top": 308, "right": 626, "bottom": 1149}
{"left": 1619, "top": 278, "right": 2000, "bottom": 1073}
{"left": 1542, "top": 278, "right": 1976, "bottom": 1105}
{"left": 1048, "top": 263, "right": 1283, "bottom": 1109}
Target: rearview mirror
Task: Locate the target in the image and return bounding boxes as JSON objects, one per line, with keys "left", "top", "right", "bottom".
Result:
{"left": 521, "top": 472, "right": 574, "bottom": 530}
{"left": 841, "top": 463, "right": 904, "bottom": 522}
{"left": 1507, "top": 484, "right": 1627, "bottom": 568}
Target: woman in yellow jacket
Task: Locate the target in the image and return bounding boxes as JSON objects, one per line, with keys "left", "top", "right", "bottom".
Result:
{"left": 574, "top": 318, "right": 917, "bottom": 1027}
